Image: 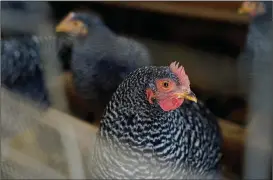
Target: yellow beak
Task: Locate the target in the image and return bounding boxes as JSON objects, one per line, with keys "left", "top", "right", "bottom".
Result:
{"left": 237, "top": 2, "right": 265, "bottom": 15}
{"left": 238, "top": 6, "right": 251, "bottom": 14}
{"left": 55, "top": 20, "right": 88, "bottom": 35}
{"left": 55, "top": 12, "right": 75, "bottom": 33}
{"left": 56, "top": 23, "right": 71, "bottom": 33}
{"left": 176, "top": 91, "right": 197, "bottom": 103}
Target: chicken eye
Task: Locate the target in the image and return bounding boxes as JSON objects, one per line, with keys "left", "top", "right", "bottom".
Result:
{"left": 163, "top": 81, "right": 169, "bottom": 88}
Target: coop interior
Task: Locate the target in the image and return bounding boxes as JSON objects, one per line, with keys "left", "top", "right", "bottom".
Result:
{"left": 1, "top": 1, "right": 272, "bottom": 180}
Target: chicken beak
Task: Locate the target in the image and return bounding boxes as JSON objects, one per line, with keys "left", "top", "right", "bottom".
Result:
{"left": 238, "top": 2, "right": 265, "bottom": 16}
{"left": 176, "top": 91, "right": 197, "bottom": 103}
{"left": 56, "top": 22, "right": 71, "bottom": 33}
{"left": 238, "top": 6, "right": 250, "bottom": 14}
{"left": 56, "top": 12, "right": 74, "bottom": 33}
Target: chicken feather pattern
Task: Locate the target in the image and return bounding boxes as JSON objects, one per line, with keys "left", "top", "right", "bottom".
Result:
{"left": 89, "top": 65, "right": 222, "bottom": 179}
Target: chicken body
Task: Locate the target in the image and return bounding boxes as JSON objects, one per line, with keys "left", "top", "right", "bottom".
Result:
{"left": 57, "top": 12, "right": 151, "bottom": 121}
{"left": 237, "top": 1, "right": 272, "bottom": 95}
{"left": 72, "top": 30, "right": 150, "bottom": 106}
{"left": 90, "top": 65, "right": 222, "bottom": 179}
{"left": 1, "top": 1, "right": 52, "bottom": 105}
{"left": 1, "top": 37, "right": 50, "bottom": 105}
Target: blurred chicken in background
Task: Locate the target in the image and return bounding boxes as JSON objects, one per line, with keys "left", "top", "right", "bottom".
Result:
{"left": 1, "top": 1, "right": 52, "bottom": 106}
{"left": 1, "top": 37, "right": 50, "bottom": 106}
{"left": 237, "top": 1, "right": 272, "bottom": 98}
{"left": 238, "top": 2, "right": 272, "bottom": 179}
{"left": 234, "top": 1, "right": 272, "bottom": 125}
{"left": 55, "top": 11, "right": 152, "bottom": 123}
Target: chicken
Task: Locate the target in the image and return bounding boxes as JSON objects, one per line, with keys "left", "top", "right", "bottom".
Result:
{"left": 237, "top": 2, "right": 272, "bottom": 178}
{"left": 55, "top": 11, "right": 152, "bottom": 122}
{"left": 1, "top": 37, "right": 50, "bottom": 106}
{"left": 1, "top": 1, "right": 54, "bottom": 106}
{"left": 237, "top": 1, "right": 272, "bottom": 97}
{"left": 89, "top": 62, "right": 222, "bottom": 179}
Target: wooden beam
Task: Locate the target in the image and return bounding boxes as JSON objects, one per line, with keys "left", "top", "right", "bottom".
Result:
{"left": 99, "top": 2, "right": 249, "bottom": 24}
{"left": 219, "top": 119, "right": 246, "bottom": 176}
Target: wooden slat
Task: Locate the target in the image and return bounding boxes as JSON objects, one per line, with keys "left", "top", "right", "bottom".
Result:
{"left": 169, "top": 2, "right": 242, "bottom": 10}
{"left": 219, "top": 119, "right": 246, "bottom": 176}
{"left": 100, "top": 2, "right": 249, "bottom": 24}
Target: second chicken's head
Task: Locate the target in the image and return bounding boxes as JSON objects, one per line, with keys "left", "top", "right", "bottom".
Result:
{"left": 56, "top": 11, "right": 103, "bottom": 36}
{"left": 237, "top": 1, "right": 267, "bottom": 17}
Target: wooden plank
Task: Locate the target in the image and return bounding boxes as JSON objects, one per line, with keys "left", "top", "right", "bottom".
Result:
{"left": 219, "top": 119, "right": 246, "bottom": 176}
{"left": 100, "top": 2, "right": 249, "bottom": 24}
{"left": 1, "top": 142, "right": 66, "bottom": 179}
{"left": 169, "top": 2, "right": 242, "bottom": 10}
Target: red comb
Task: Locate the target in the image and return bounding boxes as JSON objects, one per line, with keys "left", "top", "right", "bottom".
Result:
{"left": 169, "top": 61, "right": 190, "bottom": 87}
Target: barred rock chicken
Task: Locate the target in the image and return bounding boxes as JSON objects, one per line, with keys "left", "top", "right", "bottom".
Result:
{"left": 237, "top": 1, "right": 272, "bottom": 96}
{"left": 56, "top": 11, "right": 152, "bottom": 122}
{"left": 89, "top": 62, "right": 222, "bottom": 179}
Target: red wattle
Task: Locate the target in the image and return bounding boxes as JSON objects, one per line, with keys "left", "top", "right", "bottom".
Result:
{"left": 158, "top": 97, "right": 184, "bottom": 111}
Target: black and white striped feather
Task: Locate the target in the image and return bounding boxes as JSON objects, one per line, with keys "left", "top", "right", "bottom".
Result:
{"left": 89, "top": 65, "right": 222, "bottom": 179}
